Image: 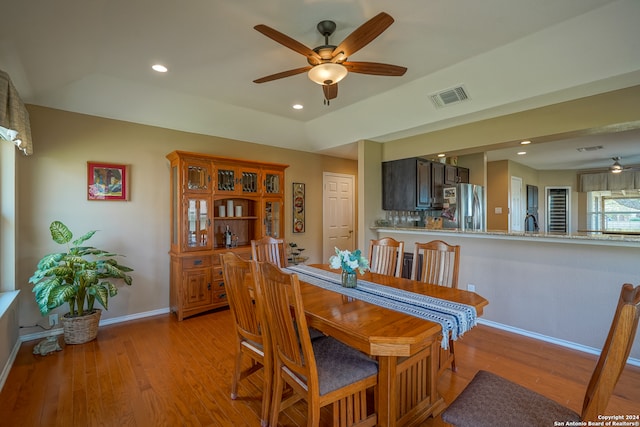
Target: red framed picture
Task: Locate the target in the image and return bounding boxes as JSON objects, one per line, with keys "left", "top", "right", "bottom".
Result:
{"left": 87, "top": 162, "right": 129, "bottom": 201}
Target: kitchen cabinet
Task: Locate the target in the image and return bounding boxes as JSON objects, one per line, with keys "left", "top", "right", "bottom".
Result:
{"left": 431, "top": 162, "right": 445, "bottom": 207}
{"left": 384, "top": 157, "right": 446, "bottom": 210}
{"left": 167, "top": 150, "right": 288, "bottom": 320}
{"left": 382, "top": 158, "right": 470, "bottom": 210}
{"left": 444, "top": 164, "right": 458, "bottom": 185}
{"left": 384, "top": 158, "right": 430, "bottom": 210}
{"left": 457, "top": 167, "right": 470, "bottom": 183}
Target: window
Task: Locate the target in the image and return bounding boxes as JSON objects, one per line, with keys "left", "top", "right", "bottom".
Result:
{"left": 586, "top": 190, "right": 640, "bottom": 233}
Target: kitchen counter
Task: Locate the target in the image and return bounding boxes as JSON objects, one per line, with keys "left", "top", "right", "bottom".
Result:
{"left": 372, "top": 226, "right": 640, "bottom": 363}
{"left": 371, "top": 226, "right": 640, "bottom": 247}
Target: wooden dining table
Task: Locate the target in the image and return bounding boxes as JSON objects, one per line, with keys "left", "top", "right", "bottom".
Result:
{"left": 296, "top": 264, "right": 489, "bottom": 427}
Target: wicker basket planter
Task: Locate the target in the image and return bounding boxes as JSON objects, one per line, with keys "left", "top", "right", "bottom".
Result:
{"left": 61, "top": 309, "right": 102, "bottom": 344}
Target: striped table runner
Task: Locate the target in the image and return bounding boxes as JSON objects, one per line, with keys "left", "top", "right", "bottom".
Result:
{"left": 285, "top": 265, "right": 477, "bottom": 349}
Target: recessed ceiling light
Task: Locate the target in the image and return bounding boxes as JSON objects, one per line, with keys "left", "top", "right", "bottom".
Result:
{"left": 152, "top": 64, "right": 168, "bottom": 73}
{"left": 292, "top": 104, "right": 303, "bottom": 110}
{"left": 520, "top": 140, "right": 531, "bottom": 145}
{"left": 517, "top": 151, "right": 527, "bottom": 155}
{"left": 437, "top": 153, "right": 446, "bottom": 158}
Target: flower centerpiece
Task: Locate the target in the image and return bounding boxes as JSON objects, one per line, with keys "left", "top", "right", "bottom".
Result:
{"left": 329, "top": 247, "right": 369, "bottom": 288}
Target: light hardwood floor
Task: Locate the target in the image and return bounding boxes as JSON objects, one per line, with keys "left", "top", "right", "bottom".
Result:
{"left": 1, "top": 308, "right": 639, "bottom": 426}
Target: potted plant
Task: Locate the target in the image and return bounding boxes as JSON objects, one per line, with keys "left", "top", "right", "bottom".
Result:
{"left": 29, "top": 220, "right": 133, "bottom": 344}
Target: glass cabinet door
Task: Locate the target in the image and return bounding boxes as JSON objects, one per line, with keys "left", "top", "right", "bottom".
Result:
{"left": 216, "top": 166, "right": 237, "bottom": 193}
{"left": 186, "top": 197, "right": 211, "bottom": 250}
{"left": 263, "top": 200, "right": 281, "bottom": 238}
{"left": 216, "top": 165, "right": 259, "bottom": 195}
{"left": 263, "top": 170, "right": 283, "bottom": 195}
{"left": 184, "top": 160, "right": 211, "bottom": 192}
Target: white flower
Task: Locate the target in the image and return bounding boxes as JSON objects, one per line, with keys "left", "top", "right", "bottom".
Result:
{"left": 328, "top": 247, "right": 369, "bottom": 275}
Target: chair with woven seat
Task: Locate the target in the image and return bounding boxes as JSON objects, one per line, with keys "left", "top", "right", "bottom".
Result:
{"left": 219, "top": 252, "right": 272, "bottom": 427}
{"left": 256, "top": 261, "right": 379, "bottom": 427}
{"left": 368, "top": 237, "right": 404, "bottom": 277}
{"left": 251, "top": 236, "right": 287, "bottom": 267}
{"left": 411, "top": 239, "right": 461, "bottom": 372}
{"left": 442, "top": 283, "right": 640, "bottom": 427}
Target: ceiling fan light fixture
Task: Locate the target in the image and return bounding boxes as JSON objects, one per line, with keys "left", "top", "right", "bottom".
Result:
{"left": 611, "top": 161, "right": 623, "bottom": 173}
{"left": 610, "top": 157, "right": 624, "bottom": 173}
{"left": 308, "top": 63, "right": 347, "bottom": 85}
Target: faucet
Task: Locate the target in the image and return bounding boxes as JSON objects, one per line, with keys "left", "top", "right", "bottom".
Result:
{"left": 524, "top": 213, "right": 539, "bottom": 232}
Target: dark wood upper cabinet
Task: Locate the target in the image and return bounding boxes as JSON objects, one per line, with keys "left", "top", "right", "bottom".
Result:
{"left": 382, "top": 158, "right": 426, "bottom": 210}
{"left": 431, "top": 162, "right": 445, "bottom": 208}
{"left": 457, "top": 167, "right": 470, "bottom": 183}
{"left": 383, "top": 158, "right": 470, "bottom": 211}
{"left": 444, "top": 164, "right": 458, "bottom": 185}
{"left": 383, "top": 158, "right": 444, "bottom": 210}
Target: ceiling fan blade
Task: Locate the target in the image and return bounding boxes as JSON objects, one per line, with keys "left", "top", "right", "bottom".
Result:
{"left": 253, "top": 66, "right": 312, "bottom": 83}
{"left": 254, "top": 24, "right": 322, "bottom": 65}
{"left": 323, "top": 83, "right": 338, "bottom": 100}
{"left": 343, "top": 61, "right": 407, "bottom": 76}
{"left": 330, "top": 12, "right": 394, "bottom": 61}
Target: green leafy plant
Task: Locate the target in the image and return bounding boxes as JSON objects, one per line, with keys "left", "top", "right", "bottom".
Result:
{"left": 29, "top": 221, "right": 133, "bottom": 317}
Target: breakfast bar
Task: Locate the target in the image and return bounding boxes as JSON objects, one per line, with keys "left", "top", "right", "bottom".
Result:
{"left": 372, "top": 227, "right": 640, "bottom": 363}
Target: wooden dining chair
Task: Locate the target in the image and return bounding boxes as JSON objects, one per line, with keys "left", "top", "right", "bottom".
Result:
{"left": 251, "top": 236, "right": 287, "bottom": 267}
{"left": 256, "top": 261, "right": 379, "bottom": 427}
{"left": 219, "top": 252, "right": 271, "bottom": 427}
{"left": 411, "top": 240, "right": 460, "bottom": 287}
{"left": 368, "top": 237, "right": 404, "bottom": 277}
{"left": 411, "top": 240, "right": 461, "bottom": 372}
{"left": 442, "top": 283, "right": 640, "bottom": 426}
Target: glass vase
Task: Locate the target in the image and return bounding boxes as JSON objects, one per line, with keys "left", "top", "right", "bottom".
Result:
{"left": 341, "top": 270, "right": 357, "bottom": 288}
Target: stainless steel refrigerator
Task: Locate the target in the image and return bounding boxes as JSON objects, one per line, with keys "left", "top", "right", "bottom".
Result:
{"left": 441, "top": 183, "right": 485, "bottom": 231}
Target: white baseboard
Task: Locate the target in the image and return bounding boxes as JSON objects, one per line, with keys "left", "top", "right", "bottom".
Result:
{"left": 19, "top": 307, "right": 171, "bottom": 343}
{"left": 478, "top": 318, "right": 640, "bottom": 368}
{"left": 0, "top": 337, "right": 21, "bottom": 392}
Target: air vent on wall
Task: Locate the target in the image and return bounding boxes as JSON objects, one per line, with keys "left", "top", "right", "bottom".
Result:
{"left": 430, "top": 85, "right": 470, "bottom": 108}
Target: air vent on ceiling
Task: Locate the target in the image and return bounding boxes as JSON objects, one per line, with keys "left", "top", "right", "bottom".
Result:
{"left": 576, "top": 145, "right": 603, "bottom": 152}
{"left": 430, "top": 85, "right": 470, "bottom": 108}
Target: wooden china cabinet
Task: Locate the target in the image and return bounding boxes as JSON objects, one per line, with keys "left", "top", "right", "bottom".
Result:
{"left": 166, "top": 150, "right": 288, "bottom": 320}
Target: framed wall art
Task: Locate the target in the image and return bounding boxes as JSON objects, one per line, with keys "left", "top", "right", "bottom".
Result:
{"left": 293, "top": 182, "right": 305, "bottom": 233}
{"left": 87, "top": 162, "right": 129, "bottom": 201}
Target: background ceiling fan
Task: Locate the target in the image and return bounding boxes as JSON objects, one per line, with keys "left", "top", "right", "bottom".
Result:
{"left": 253, "top": 12, "right": 407, "bottom": 104}
{"left": 610, "top": 156, "right": 640, "bottom": 173}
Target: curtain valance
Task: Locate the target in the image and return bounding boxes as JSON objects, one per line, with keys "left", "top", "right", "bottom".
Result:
{"left": 0, "top": 69, "right": 33, "bottom": 155}
{"left": 579, "top": 171, "right": 640, "bottom": 192}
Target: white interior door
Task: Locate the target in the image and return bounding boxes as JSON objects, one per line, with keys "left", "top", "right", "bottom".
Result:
{"left": 510, "top": 176, "right": 524, "bottom": 232}
{"left": 323, "top": 172, "right": 355, "bottom": 261}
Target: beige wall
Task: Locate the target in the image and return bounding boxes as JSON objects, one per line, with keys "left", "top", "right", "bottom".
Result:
{"left": 16, "top": 105, "right": 356, "bottom": 331}
{"left": 377, "top": 229, "right": 640, "bottom": 361}
{"left": 456, "top": 152, "right": 486, "bottom": 187}
{"left": 358, "top": 140, "right": 384, "bottom": 252}
{"left": 487, "top": 161, "right": 509, "bottom": 230}
{"left": 380, "top": 85, "right": 640, "bottom": 162}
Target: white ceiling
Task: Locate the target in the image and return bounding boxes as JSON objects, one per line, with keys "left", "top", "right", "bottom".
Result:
{"left": 2, "top": 0, "right": 639, "bottom": 168}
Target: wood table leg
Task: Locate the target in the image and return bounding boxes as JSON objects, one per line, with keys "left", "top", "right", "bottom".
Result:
{"left": 377, "top": 355, "right": 398, "bottom": 427}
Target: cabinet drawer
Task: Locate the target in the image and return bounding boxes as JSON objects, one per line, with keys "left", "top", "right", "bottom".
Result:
{"left": 212, "top": 266, "right": 224, "bottom": 282}
{"left": 212, "top": 289, "right": 227, "bottom": 304}
{"left": 212, "top": 267, "right": 226, "bottom": 303}
{"left": 183, "top": 256, "right": 212, "bottom": 268}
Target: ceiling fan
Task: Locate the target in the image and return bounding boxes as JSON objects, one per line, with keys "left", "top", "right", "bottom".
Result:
{"left": 253, "top": 12, "right": 407, "bottom": 104}
{"left": 610, "top": 157, "right": 640, "bottom": 173}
